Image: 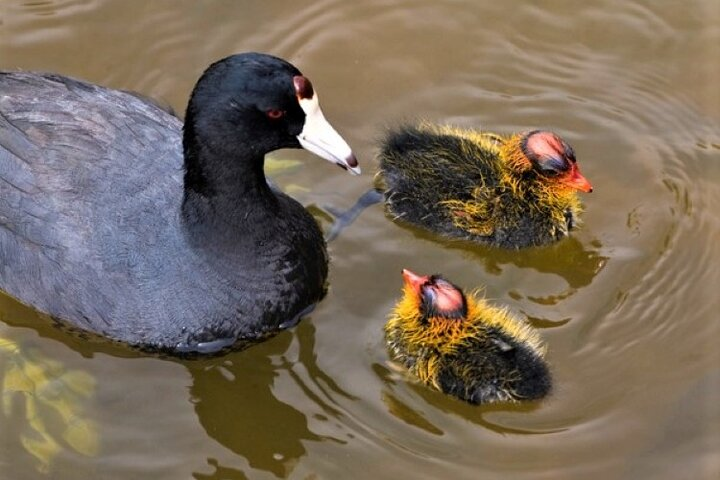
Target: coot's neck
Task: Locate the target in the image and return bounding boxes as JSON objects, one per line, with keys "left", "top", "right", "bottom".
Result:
{"left": 180, "top": 117, "right": 278, "bottom": 235}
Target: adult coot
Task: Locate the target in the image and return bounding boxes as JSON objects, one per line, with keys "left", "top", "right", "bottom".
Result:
{"left": 385, "top": 269, "right": 551, "bottom": 404}
{"left": 376, "top": 123, "right": 592, "bottom": 249}
{"left": 0, "top": 53, "right": 360, "bottom": 355}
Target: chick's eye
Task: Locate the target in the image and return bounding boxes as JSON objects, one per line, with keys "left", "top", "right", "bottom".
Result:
{"left": 266, "top": 109, "right": 285, "bottom": 120}
{"left": 538, "top": 156, "right": 568, "bottom": 177}
{"left": 420, "top": 284, "right": 437, "bottom": 303}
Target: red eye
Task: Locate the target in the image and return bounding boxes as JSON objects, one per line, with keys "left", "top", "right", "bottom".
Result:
{"left": 266, "top": 109, "right": 285, "bottom": 120}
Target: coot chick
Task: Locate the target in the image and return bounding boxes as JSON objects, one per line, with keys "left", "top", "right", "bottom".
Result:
{"left": 385, "top": 269, "right": 551, "bottom": 404}
{"left": 0, "top": 53, "right": 360, "bottom": 355}
{"left": 376, "top": 123, "right": 592, "bottom": 248}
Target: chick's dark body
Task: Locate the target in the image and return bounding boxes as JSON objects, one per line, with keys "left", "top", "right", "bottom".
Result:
{"left": 385, "top": 270, "right": 552, "bottom": 405}
{"left": 378, "top": 125, "right": 581, "bottom": 248}
{"left": 434, "top": 329, "right": 552, "bottom": 404}
{"left": 385, "top": 322, "right": 551, "bottom": 404}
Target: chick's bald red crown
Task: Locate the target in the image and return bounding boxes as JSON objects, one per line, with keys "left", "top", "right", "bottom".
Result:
{"left": 523, "top": 131, "right": 593, "bottom": 193}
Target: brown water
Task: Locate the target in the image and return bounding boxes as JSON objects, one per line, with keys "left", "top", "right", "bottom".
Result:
{"left": 1, "top": 1, "right": 719, "bottom": 479}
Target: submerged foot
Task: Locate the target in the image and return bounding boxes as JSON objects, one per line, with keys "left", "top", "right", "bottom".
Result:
{"left": 325, "top": 188, "right": 383, "bottom": 242}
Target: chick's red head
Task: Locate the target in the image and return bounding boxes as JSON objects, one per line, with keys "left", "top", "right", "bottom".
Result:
{"left": 523, "top": 131, "right": 593, "bottom": 193}
{"left": 401, "top": 269, "right": 467, "bottom": 321}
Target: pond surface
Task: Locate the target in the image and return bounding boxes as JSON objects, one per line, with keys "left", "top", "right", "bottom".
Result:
{"left": 1, "top": 1, "right": 719, "bottom": 479}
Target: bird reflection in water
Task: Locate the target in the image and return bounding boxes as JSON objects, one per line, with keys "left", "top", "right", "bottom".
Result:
{"left": 189, "top": 320, "right": 353, "bottom": 479}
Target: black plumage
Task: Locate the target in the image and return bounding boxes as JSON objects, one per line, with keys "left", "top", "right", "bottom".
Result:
{"left": 385, "top": 269, "right": 552, "bottom": 404}
{"left": 377, "top": 123, "right": 592, "bottom": 249}
{"left": 0, "top": 53, "right": 358, "bottom": 354}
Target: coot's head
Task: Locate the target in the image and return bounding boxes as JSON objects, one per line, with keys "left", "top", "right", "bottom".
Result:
{"left": 521, "top": 131, "right": 592, "bottom": 192}
{"left": 184, "top": 52, "right": 359, "bottom": 174}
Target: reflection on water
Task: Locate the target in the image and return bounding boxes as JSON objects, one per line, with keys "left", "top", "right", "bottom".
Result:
{"left": 189, "top": 347, "right": 322, "bottom": 478}
{"left": 324, "top": 190, "right": 608, "bottom": 295}
{"left": 1, "top": 295, "right": 356, "bottom": 478}
{"left": 193, "top": 459, "right": 249, "bottom": 480}
{"left": 406, "top": 227, "right": 608, "bottom": 291}
{"left": 187, "top": 321, "right": 353, "bottom": 478}
{"left": 1, "top": 0, "right": 720, "bottom": 479}
{"left": 0, "top": 330, "right": 98, "bottom": 473}
{"left": 375, "top": 362, "right": 560, "bottom": 437}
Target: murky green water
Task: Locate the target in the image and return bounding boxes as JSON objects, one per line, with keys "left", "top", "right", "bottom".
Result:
{"left": 1, "top": 1, "right": 719, "bottom": 479}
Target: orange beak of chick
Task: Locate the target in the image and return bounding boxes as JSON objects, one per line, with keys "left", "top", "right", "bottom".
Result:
{"left": 402, "top": 268, "right": 427, "bottom": 296}
{"left": 561, "top": 164, "right": 593, "bottom": 193}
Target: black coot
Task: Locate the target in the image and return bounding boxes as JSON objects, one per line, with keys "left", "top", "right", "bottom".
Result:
{"left": 0, "top": 53, "right": 360, "bottom": 354}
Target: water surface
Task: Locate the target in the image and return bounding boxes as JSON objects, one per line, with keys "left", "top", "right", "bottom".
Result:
{"left": 1, "top": 1, "right": 719, "bottom": 479}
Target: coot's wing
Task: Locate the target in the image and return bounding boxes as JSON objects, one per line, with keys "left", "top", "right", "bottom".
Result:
{"left": 0, "top": 72, "right": 183, "bottom": 325}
